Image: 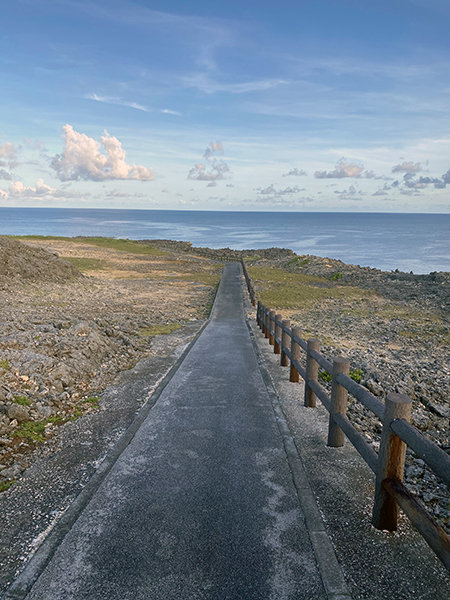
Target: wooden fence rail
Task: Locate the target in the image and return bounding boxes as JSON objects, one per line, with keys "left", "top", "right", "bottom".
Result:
{"left": 255, "top": 299, "right": 450, "bottom": 571}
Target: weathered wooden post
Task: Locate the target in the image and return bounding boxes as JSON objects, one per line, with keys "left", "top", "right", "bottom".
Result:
{"left": 269, "top": 310, "right": 276, "bottom": 345}
{"left": 372, "top": 392, "right": 412, "bottom": 531}
{"left": 264, "top": 308, "right": 270, "bottom": 339}
{"left": 327, "top": 357, "right": 350, "bottom": 447}
{"left": 304, "top": 338, "right": 320, "bottom": 407}
{"left": 257, "top": 301, "right": 261, "bottom": 327}
{"left": 280, "top": 319, "right": 290, "bottom": 366}
{"left": 274, "top": 314, "right": 282, "bottom": 354}
{"left": 290, "top": 327, "right": 302, "bottom": 382}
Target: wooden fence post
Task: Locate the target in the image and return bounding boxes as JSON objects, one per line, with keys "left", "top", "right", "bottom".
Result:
{"left": 290, "top": 327, "right": 302, "bottom": 382}
{"left": 281, "top": 320, "right": 290, "bottom": 366}
{"left": 264, "top": 308, "right": 270, "bottom": 338}
{"left": 327, "top": 357, "right": 350, "bottom": 447}
{"left": 304, "top": 338, "right": 320, "bottom": 407}
{"left": 256, "top": 301, "right": 261, "bottom": 327}
{"left": 269, "top": 311, "right": 276, "bottom": 345}
{"left": 372, "top": 392, "right": 412, "bottom": 531}
{"left": 274, "top": 314, "right": 282, "bottom": 354}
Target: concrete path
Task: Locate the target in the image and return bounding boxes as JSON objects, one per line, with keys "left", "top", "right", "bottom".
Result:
{"left": 12, "top": 264, "right": 332, "bottom": 599}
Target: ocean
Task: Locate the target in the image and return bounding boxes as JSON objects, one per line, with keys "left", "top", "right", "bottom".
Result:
{"left": 0, "top": 208, "right": 448, "bottom": 274}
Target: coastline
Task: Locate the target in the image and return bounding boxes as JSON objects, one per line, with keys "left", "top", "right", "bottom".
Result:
{"left": 1, "top": 208, "right": 449, "bottom": 274}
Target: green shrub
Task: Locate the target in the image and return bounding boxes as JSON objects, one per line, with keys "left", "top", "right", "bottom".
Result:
{"left": 318, "top": 370, "right": 332, "bottom": 382}
{"left": 12, "top": 421, "right": 46, "bottom": 443}
{"left": 0, "top": 480, "right": 15, "bottom": 493}
{"left": 13, "top": 396, "right": 32, "bottom": 406}
{"left": 330, "top": 272, "right": 343, "bottom": 281}
{"left": 350, "top": 368, "right": 363, "bottom": 383}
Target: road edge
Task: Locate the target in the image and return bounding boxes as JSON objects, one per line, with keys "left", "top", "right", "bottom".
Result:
{"left": 1, "top": 266, "right": 227, "bottom": 600}
{"left": 246, "top": 315, "right": 352, "bottom": 600}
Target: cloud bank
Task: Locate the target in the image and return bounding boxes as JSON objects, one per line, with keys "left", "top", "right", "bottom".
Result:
{"left": 51, "top": 125, "right": 153, "bottom": 181}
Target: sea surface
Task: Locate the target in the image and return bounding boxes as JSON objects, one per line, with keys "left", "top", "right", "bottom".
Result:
{"left": 0, "top": 208, "right": 449, "bottom": 274}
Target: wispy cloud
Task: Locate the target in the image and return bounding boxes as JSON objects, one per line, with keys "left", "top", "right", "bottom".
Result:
{"left": 51, "top": 124, "right": 153, "bottom": 181}
{"left": 182, "top": 73, "right": 288, "bottom": 94}
{"left": 161, "top": 108, "right": 181, "bottom": 116}
{"left": 0, "top": 142, "right": 19, "bottom": 170}
{"left": 86, "top": 93, "right": 149, "bottom": 112}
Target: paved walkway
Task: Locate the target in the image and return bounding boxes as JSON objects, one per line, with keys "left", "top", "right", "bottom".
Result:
{"left": 14, "top": 264, "right": 332, "bottom": 599}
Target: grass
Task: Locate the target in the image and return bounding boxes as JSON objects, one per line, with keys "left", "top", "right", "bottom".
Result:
{"left": 319, "top": 367, "right": 363, "bottom": 384}
{"left": 0, "top": 359, "right": 9, "bottom": 370}
{"left": 12, "top": 235, "right": 167, "bottom": 256}
{"left": 0, "top": 480, "right": 15, "bottom": 493}
{"left": 13, "top": 396, "right": 32, "bottom": 406}
{"left": 350, "top": 368, "right": 363, "bottom": 383}
{"left": 12, "top": 421, "right": 47, "bottom": 443}
{"left": 182, "top": 272, "right": 222, "bottom": 287}
{"left": 62, "top": 257, "right": 107, "bottom": 271}
{"left": 82, "top": 396, "right": 100, "bottom": 406}
{"left": 139, "top": 323, "right": 182, "bottom": 337}
{"left": 330, "top": 272, "right": 343, "bottom": 281}
{"left": 286, "top": 256, "right": 311, "bottom": 266}
{"left": 249, "top": 266, "right": 371, "bottom": 309}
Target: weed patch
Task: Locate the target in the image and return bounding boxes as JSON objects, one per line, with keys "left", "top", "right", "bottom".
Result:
{"left": 139, "top": 323, "right": 182, "bottom": 337}
{"left": 62, "top": 257, "right": 107, "bottom": 271}
{"left": 0, "top": 480, "right": 15, "bottom": 492}
{"left": 12, "top": 421, "right": 46, "bottom": 443}
{"left": 0, "top": 359, "right": 9, "bottom": 370}
{"left": 13, "top": 396, "right": 32, "bottom": 406}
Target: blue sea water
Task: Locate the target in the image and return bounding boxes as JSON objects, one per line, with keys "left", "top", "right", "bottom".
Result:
{"left": 0, "top": 208, "right": 449, "bottom": 274}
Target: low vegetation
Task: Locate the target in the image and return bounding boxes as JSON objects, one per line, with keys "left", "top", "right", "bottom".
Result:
{"left": 248, "top": 266, "right": 371, "bottom": 309}
{"left": 13, "top": 235, "right": 167, "bottom": 256}
{"left": 138, "top": 323, "right": 182, "bottom": 337}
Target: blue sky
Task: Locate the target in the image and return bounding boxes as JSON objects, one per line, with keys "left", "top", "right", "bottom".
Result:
{"left": 1, "top": 0, "right": 449, "bottom": 212}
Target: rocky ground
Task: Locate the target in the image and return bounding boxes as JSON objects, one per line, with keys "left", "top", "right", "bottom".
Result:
{"left": 247, "top": 251, "right": 449, "bottom": 534}
{"left": 0, "top": 236, "right": 222, "bottom": 493}
{"left": 0, "top": 237, "right": 448, "bottom": 591}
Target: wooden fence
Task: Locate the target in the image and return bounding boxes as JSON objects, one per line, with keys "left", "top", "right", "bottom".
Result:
{"left": 241, "top": 259, "right": 256, "bottom": 306}
{"left": 256, "top": 299, "right": 450, "bottom": 571}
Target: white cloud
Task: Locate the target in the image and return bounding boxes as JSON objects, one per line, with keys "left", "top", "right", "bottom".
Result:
{"left": 7, "top": 179, "right": 56, "bottom": 197}
{"left": 392, "top": 161, "right": 422, "bottom": 173}
{"left": 0, "top": 179, "right": 87, "bottom": 202}
{"left": 282, "top": 168, "right": 307, "bottom": 177}
{"left": 51, "top": 125, "right": 153, "bottom": 181}
{"left": 188, "top": 141, "right": 230, "bottom": 181}
{"left": 315, "top": 158, "right": 364, "bottom": 179}
{"left": 257, "top": 184, "right": 305, "bottom": 197}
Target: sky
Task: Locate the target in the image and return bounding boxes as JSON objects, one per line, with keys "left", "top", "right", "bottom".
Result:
{"left": 1, "top": 0, "right": 450, "bottom": 212}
